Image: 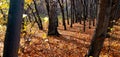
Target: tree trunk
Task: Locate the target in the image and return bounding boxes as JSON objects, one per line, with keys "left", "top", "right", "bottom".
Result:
{"left": 27, "top": 4, "right": 42, "bottom": 29}
{"left": 70, "top": 0, "right": 73, "bottom": 27}
{"left": 86, "top": 0, "right": 111, "bottom": 57}
{"left": 82, "top": 0, "right": 88, "bottom": 32}
{"left": 66, "top": 0, "right": 69, "bottom": 25}
{"left": 58, "top": 0, "right": 67, "bottom": 30}
{"left": 107, "top": 0, "right": 120, "bottom": 33}
{"left": 3, "top": 0, "right": 24, "bottom": 57}
{"left": 33, "top": 0, "right": 43, "bottom": 30}
{"left": 48, "top": 0, "right": 60, "bottom": 36}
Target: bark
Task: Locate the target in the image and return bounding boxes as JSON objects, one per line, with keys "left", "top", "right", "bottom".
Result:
{"left": 107, "top": 0, "right": 120, "bottom": 33}
{"left": 82, "top": 0, "right": 88, "bottom": 32}
{"left": 89, "top": 19, "right": 92, "bottom": 29}
{"left": 70, "top": 0, "right": 73, "bottom": 27}
{"left": 48, "top": 0, "right": 60, "bottom": 36}
{"left": 27, "top": 4, "right": 42, "bottom": 29}
{"left": 3, "top": 0, "right": 24, "bottom": 57}
{"left": 86, "top": 0, "right": 111, "bottom": 57}
{"left": 45, "top": 0, "right": 50, "bottom": 15}
{"left": 66, "top": 0, "right": 69, "bottom": 25}
{"left": 58, "top": 0, "right": 67, "bottom": 30}
{"left": 73, "top": 0, "right": 77, "bottom": 23}
{"left": 75, "top": 0, "right": 82, "bottom": 24}
{"left": 33, "top": 0, "right": 43, "bottom": 30}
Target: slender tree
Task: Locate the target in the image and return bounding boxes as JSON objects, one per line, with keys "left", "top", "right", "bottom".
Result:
{"left": 81, "top": 0, "right": 88, "bottom": 32}
{"left": 65, "top": 0, "right": 69, "bottom": 25}
{"left": 70, "top": 0, "right": 73, "bottom": 27}
{"left": 33, "top": 0, "right": 43, "bottom": 30}
{"left": 58, "top": 0, "right": 67, "bottom": 30}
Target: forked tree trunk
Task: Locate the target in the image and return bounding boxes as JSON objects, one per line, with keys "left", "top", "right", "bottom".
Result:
{"left": 3, "top": 0, "right": 24, "bottom": 57}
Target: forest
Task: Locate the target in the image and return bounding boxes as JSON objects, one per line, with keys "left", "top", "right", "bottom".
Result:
{"left": 0, "top": 0, "right": 120, "bottom": 57}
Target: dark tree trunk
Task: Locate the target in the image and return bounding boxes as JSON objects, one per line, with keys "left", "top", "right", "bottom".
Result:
{"left": 107, "top": 0, "right": 120, "bottom": 33}
{"left": 3, "top": 0, "right": 24, "bottom": 57}
{"left": 89, "top": 19, "right": 92, "bottom": 29}
{"left": 82, "top": 0, "right": 88, "bottom": 32}
{"left": 74, "top": 0, "right": 82, "bottom": 24}
{"left": 58, "top": 0, "right": 67, "bottom": 30}
{"left": 48, "top": 0, "right": 60, "bottom": 36}
{"left": 33, "top": 0, "right": 43, "bottom": 30}
{"left": 72, "top": 0, "right": 75, "bottom": 24}
{"left": 27, "top": 4, "right": 42, "bottom": 29}
{"left": 70, "top": 0, "right": 73, "bottom": 27}
{"left": 92, "top": 19, "right": 95, "bottom": 26}
{"left": 86, "top": 0, "right": 111, "bottom": 57}
{"left": 66, "top": 0, "right": 69, "bottom": 25}
{"left": 45, "top": 0, "right": 50, "bottom": 15}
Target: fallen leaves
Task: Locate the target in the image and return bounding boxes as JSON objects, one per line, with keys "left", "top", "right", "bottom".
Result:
{"left": 0, "top": 21, "right": 120, "bottom": 57}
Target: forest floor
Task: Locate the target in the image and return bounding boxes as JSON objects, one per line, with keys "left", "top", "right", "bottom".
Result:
{"left": 0, "top": 20, "right": 120, "bottom": 57}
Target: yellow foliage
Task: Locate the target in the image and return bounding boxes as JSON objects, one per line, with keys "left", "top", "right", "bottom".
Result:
{"left": 0, "top": 14, "right": 3, "bottom": 19}
{"left": 18, "top": 48, "right": 21, "bottom": 54}
{"left": 42, "top": 33, "right": 47, "bottom": 39}
{"left": 108, "top": 27, "right": 114, "bottom": 31}
{"left": 21, "top": 21, "right": 27, "bottom": 33}
{"left": 30, "top": 31, "right": 35, "bottom": 34}
{"left": 44, "top": 17, "right": 49, "bottom": 22}
{"left": 0, "top": 3, "right": 8, "bottom": 9}
{"left": 25, "top": 0, "right": 32, "bottom": 4}
{"left": 89, "top": 56, "right": 93, "bottom": 57}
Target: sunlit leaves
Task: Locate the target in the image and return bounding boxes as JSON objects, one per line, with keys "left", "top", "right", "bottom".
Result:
{"left": 43, "top": 17, "right": 49, "bottom": 22}
{"left": 25, "top": 0, "right": 32, "bottom": 5}
{"left": 0, "top": 3, "right": 8, "bottom": 9}
{"left": 0, "top": 14, "right": 3, "bottom": 19}
{"left": 0, "top": 0, "right": 9, "bottom": 9}
{"left": 89, "top": 56, "right": 93, "bottom": 57}
{"left": 24, "top": 0, "right": 33, "bottom": 10}
{"left": 42, "top": 33, "right": 47, "bottom": 39}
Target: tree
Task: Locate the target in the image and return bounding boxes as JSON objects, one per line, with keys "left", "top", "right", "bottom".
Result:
{"left": 107, "top": 0, "right": 120, "bottom": 33}
{"left": 65, "top": 0, "right": 69, "bottom": 25}
{"left": 48, "top": 0, "right": 60, "bottom": 36}
{"left": 3, "top": 0, "right": 24, "bottom": 57}
{"left": 58, "top": 0, "right": 67, "bottom": 30}
{"left": 33, "top": 0, "right": 43, "bottom": 30}
{"left": 86, "top": 0, "right": 111, "bottom": 57}
{"left": 74, "top": 0, "right": 82, "bottom": 24}
{"left": 70, "top": 0, "right": 73, "bottom": 27}
{"left": 82, "top": 0, "right": 88, "bottom": 32}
